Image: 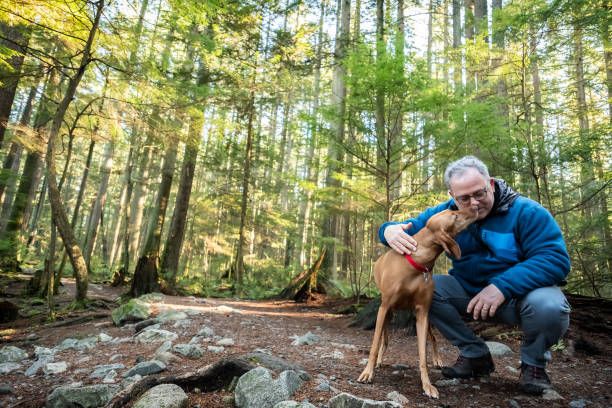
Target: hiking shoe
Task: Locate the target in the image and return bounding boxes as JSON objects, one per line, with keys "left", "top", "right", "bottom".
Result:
{"left": 441, "top": 352, "right": 495, "bottom": 379}
{"left": 520, "top": 362, "right": 552, "bottom": 394}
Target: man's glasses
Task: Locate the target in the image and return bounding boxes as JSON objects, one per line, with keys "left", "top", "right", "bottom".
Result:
{"left": 453, "top": 187, "right": 489, "bottom": 205}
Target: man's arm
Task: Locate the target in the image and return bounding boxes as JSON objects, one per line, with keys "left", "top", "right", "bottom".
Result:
{"left": 378, "top": 200, "right": 455, "bottom": 254}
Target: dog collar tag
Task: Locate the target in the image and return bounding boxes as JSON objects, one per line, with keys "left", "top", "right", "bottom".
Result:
{"left": 423, "top": 272, "right": 430, "bottom": 282}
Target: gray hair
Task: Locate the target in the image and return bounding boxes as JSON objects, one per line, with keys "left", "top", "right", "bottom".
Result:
{"left": 443, "top": 156, "right": 490, "bottom": 190}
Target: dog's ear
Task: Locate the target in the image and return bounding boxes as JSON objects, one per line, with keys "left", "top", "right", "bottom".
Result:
{"left": 435, "top": 230, "right": 462, "bottom": 259}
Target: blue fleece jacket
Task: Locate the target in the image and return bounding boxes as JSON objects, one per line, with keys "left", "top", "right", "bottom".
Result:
{"left": 379, "top": 181, "right": 570, "bottom": 299}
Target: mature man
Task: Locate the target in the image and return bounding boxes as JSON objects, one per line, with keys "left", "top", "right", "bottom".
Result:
{"left": 379, "top": 156, "right": 570, "bottom": 394}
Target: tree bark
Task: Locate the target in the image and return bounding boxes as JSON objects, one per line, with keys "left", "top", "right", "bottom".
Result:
{"left": 83, "top": 141, "right": 114, "bottom": 269}
{"left": 161, "top": 116, "right": 200, "bottom": 286}
{"left": 233, "top": 92, "right": 255, "bottom": 284}
{"left": 46, "top": 0, "right": 105, "bottom": 303}
{"left": 130, "top": 144, "right": 177, "bottom": 297}
{"left": 0, "top": 21, "right": 29, "bottom": 148}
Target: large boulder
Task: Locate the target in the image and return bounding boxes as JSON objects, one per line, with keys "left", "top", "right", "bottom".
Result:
{"left": 112, "top": 299, "right": 151, "bottom": 326}
{"left": 0, "top": 346, "right": 27, "bottom": 363}
{"left": 235, "top": 367, "right": 303, "bottom": 408}
{"left": 132, "top": 383, "right": 188, "bottom": 408}
{"left": 46, "top": 384, "right": 120, "bottom": 408}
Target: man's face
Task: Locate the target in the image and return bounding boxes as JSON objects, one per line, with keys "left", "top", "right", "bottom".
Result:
{"left": 448, "top": 167, "right": 495, "bottom": 220}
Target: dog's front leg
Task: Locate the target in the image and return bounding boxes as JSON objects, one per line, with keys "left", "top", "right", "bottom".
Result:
{"left": 428, "top": 323, "right": 443, "bottom": 369}
{"left": 358, "top": 304, "right": 389, "bottom": 383}
{"left": 416, "top": 306, "right": 439, "bottom": 398}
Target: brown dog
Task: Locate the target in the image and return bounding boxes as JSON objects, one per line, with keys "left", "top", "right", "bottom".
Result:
{"left": 357, "top": 206, "right": 478, "bottom": 398}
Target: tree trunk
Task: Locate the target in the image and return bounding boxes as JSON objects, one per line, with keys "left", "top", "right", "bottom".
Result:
{"left": 130, "top": 144, "right": 177, "bottom": 297}
{"left": 128, "top": 132, "right": 154, "bottom": 271}
{"left": 234, "top": 92, "right": 255, "bottom": 284}
{"left": 161, "top": 116, "right": 200, "bottom": 286}
{"left": 0, "top": 21, "right": 29, "bottom": 148}
{"left": 46, "top": 0, "right": 105, "bottom": 303}
{"left": 299, "top": 0, "right": 325, "bottom": 267}
{"left": 57, "top": 139, "right": 95, "bottom": 276}
{"left": 83, "top": 141, "right": 114, "bottom": 269}
{"left": 321, "top": 0, "right": 350, "bottom": 280}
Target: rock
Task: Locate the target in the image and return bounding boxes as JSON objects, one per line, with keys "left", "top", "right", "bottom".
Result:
{"left": 90, "top": 363, "right": 126, "bottom": 378}
{"left": 184, "top": 309, "right": 201, "bottom": 316}
{"left": 134, "top": 318, "right": 161, "bottom": 331}
{"left": 322, "top": 350, "right": 344, "bottom": 360}
{"left": 155, "top": 352, "right": 177, "bottom": 365}
{"left": 0, "top": 345, "right": 27, "bottom": 362}
{"left": 112, "top": 299, "right": 151, "bottom": 326}
{"left": 172, "top": 344, "right": 204, "bottom": 359}
{"left": 509, "top": 399, "right": 521, "bottom": 408}
{"left": 240, "top": 352, "right": 306, "bottom": 374}
{"left": 173, "top": 319, "right": 191, "bottom": 328}
{"left": 156, "top": 310, "right": 188, "bottom": 323}
{"left": 542, "top": 389, "right": 564, "bottom": 400}
{"left": 46, "top": 384, "right": 120, "bottom": 408}
{"left": 136, "top": 328, "right": 179, "bottom": 343}
{"left": 25, "top": 355, "right": 54, "bottom": 376}
{"left": 274, "top": 401, "right": 317, "bottom": 408}
{"left": 0, "top": 383, "right": 15, "bottom": 394}
{"left": 291, "top": 332, "right": 319, "bottom": 346}
{"left": 35, "top": 346, "right": 55, "bottom": 358}
{"left": 55, "top": 336, "right": 98, "bottom": 351}
{"left": 328, "top": 392, "right": 402, "bottom": 408}
{"left": 386, "top": 391, "right": 409, "bottom": 405}
{"left": 207, "top": 345, "right": 225, "bottom": 353}
{"left": 235, "top": 367, "right": 303, "bottom": 408}
{"left": 122, "top": 374, "right": 142, "bottom": 389}
{"left": 155, "top": 340, "right": 173, "bottom": 354}
{"left": 217, "top": 338, "right": 235, "bottom": 346}
{"left": 98, "top": 332, "right": 112, "bottom": 342}
{"left": 138, "top": 292, "right": 164, "bottom": 302}
{"left": 486, "top": 341, "right": 513, "bottom": 356}
{"left": 197, "top": 327, "right": 214, "bottom": 337}
{"left": 103, "top": 370, "right": 118, "bottom": 383}
{"left": 123, "top": 360, "right": 166, "bottom": 378}
{"left": 315, "top": 381, "right": 338, "bottom": 392}
{"left": 435, "top": 378, "right": 461, "bottom": 387}
{"left": 110, "top": 354, "right": 123, "bottom": 361}
{"left": 0, "top": 362, "right": 21, "bottom": 374}
{"left": 44, "top": 361, "right": 68, "bottom": 374}
{"left": 133, "top": 383, "right": 188, "bottom": 408}
{"left": 569, "top": 400, "right": 587, "bottom": 408}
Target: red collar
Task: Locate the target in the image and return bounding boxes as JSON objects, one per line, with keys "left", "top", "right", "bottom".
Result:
{"left": 404, "top": 253, "right": 432, "bottom": 273}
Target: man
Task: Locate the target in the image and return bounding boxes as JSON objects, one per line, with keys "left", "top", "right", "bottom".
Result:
{"left": 379, "top": 156, "right": 570, "bottom": 394}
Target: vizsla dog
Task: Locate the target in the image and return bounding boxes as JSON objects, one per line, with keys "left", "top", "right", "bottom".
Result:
{"left": 357, "top": 206, "right": 478, "bottom": 398}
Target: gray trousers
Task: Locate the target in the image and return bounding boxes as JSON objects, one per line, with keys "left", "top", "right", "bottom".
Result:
{"left": 429, "top": 274, "right": 570, "bottom": 368}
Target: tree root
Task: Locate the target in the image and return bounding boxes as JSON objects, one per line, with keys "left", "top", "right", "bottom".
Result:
{"left": 105, "top": 358, "right": 255, "bottom": 408}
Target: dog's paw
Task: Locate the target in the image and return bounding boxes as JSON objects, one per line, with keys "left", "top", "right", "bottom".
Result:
{"left": 422, "top": 384, "right": 439, "bottom": 399}
{"left": 357, "top": 371, "right": 373, "bottom": 383}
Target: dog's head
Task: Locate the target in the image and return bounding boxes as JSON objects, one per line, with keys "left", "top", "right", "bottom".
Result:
{"left": 424, "top": 206, "right": 478, "bottom": 258}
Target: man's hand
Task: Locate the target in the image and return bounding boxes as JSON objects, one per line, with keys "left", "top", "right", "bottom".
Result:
{"left": 467, "top": 284, "right": 505, "bottom": 320}
{"left": 383, "top": 223, "right": 417, "bottom": 255}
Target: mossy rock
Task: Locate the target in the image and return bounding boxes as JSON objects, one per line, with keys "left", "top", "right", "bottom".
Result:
{"left": 137, "top": 292, "right": 163, "bottom": 302}
{"left": 111, "top": 299, "right": 151, "bottom": 326}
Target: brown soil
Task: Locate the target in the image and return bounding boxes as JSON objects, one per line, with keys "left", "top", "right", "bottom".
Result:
{"left": 1, "top": 276, "right": 611, "bottom": 408}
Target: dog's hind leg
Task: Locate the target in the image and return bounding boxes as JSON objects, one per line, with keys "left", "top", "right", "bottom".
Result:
{"left": 428, "top": 323, "right": 442, "bottom": 369}
{"left": 376, "top": 311, "right": 392, "bottom": 368}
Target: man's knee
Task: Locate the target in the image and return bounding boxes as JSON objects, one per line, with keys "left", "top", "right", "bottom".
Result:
{"left": 520, "top": 287, "right": 570, "bottom": 330}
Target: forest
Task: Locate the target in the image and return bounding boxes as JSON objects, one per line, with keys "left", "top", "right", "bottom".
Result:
{"left": 0, "top": 0, "right": 610, "bottom": 315}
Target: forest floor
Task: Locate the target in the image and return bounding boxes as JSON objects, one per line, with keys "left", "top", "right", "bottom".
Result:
{"left": 1, "top": 272, "right": 611, "bottom": 408}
